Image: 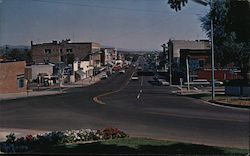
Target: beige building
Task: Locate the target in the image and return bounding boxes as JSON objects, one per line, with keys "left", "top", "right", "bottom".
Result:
{"left": 168, "top": 40, "right": 210, "bottom": 63}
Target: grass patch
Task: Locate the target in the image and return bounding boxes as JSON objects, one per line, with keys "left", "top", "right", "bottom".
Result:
{"left": 32, "top": 137, "right": 249, "bottom": 155}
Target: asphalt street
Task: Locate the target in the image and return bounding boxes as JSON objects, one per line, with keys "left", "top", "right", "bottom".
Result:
{"left": 0, "top": 58, "right": 249, "bottom": 149}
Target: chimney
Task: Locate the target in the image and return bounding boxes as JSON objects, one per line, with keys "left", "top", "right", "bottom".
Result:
{"left": 52, "top": 41, "right": 57, "bottom": 44}
{"left": 31, "top": 41, "right": 33, "bottom": 46}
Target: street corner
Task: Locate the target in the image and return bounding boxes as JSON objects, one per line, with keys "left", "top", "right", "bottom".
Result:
{"left": 208, "top": 99, "right": 250, "bottom": 109}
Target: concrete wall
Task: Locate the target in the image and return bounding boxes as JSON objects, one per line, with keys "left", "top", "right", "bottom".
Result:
{"left": 0, "top": 61, "right": 26, "bottom": 94}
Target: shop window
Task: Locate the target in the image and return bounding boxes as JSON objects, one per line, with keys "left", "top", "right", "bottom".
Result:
{"left": 16, "top": 75, "right": 25, "bottom": 88}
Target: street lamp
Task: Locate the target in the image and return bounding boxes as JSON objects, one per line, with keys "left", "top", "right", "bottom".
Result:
{"left": 162, "top": 43, "right": 172, "bottom": 86}
{"left": 161, "top": 44, "right": 167, "bottom": 72}
{"left": 192, "top": 0, "right": 215, "bottom": 100}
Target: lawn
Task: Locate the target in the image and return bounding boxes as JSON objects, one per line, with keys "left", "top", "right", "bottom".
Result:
{"left": 32, "top": 137, "right": 249, "bottom": 155}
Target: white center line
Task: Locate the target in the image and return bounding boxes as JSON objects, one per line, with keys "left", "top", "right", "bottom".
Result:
{"left": 137, "top": 93, "right": 140, "bottom": 99}
{"left": 141, "top": 76, "right": 144, "bottom": 86}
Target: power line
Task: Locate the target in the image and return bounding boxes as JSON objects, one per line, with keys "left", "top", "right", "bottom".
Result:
{"left": 31, "top": 0, "right": 172, "bottom": 15}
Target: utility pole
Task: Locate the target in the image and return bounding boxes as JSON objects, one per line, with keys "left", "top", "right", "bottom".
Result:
{"left": 191, "top": 0, "right": 215, "bottom": 100}
{"left": 210, "top": 0, "right": 215, "bottom": 100}
{"left": 169, "top": 45, "right": 172, "bottom": 86}
{"left": 186, "top": 56, "right": 190, "bottom": 91}
{"left": 161, "top": 44, "right": 167, "bottom": 72}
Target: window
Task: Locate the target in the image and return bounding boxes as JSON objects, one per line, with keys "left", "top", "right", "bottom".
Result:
{"left": 199, "top": 60, "right": 204, "bottom": 68}
{"left": 67, "top": 49, "right": 73, "bottom": 53}
{"left": 60, "top": 49, "right": 63, "bottom": 54}
{"left": 16, "top": 74, "right": 25, "bottom": 88}
{"left": 44, "top": 49, "right": 51, "bottom": 54}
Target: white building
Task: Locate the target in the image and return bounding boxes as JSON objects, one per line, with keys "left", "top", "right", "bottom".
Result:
{"left": 25, "top": 64, "right": 54, "bottom": 81}
{"left": 73, "top": 61, "right": 94, "bottom": 81}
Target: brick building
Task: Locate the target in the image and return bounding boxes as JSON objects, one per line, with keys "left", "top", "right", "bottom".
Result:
{"left": 0, "top": 61, "right": 26, "bottom": 94}
{"left": 31, "top": 39, "right": 101, "bottom": 66}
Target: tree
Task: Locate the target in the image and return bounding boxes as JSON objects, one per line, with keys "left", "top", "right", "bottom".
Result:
{"left": 200, "top": 0, "right": 250, "bottom": 80}
{"left": 167, "top": 0, "right": 188, "bottom": 11}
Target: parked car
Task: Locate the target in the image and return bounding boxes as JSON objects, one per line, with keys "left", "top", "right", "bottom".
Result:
{"left": 112, "top": 66, "right": 121, "bottom": 72}
{"left": 157, "top": 78, "right": 169, "bottom": 86}
{"left": 119, "top": 69, "right": 125, "bottom": 74}
{"left": 184, "top": 79, "right": 210, "bottom": 87}
{"left": 101, "top": 74, "right": 108, "bottom": 80}
{"left": 131, "top": 74, "right": 139, "bottom": 80}
{"left": 210, "top": 80, "right": 223, "bottom": 86}
{"left": 137, "top": 66, "right": 143, "bottom": 71}
{"left": 123, "top": 64, "right": 129, "bottom": 69}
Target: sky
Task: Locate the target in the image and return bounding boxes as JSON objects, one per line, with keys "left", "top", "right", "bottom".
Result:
{"left": 0, "top": 0, "right": 210, "bottom": 50}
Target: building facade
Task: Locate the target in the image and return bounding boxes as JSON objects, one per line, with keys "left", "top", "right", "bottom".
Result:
{"left": 25, "top": 64, "right": 54, "bottom": 81}
{"left": 180, "top": 49, "right": 210, "bottom": 81}
{"left": 0, "top": 61, "right": 26, "bottom": 94}
{"left": 168, "top": 40, "right": 210, "bottom": 63}
{"left": 100, "top": 47, "right": 118, "bottom": 65}
{"left": 31, "top": 40, "right": 101, "bottom": 66}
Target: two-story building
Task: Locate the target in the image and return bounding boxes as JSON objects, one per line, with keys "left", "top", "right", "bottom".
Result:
{"left": 31, "top": 39, "right": 101, "bottom": 66}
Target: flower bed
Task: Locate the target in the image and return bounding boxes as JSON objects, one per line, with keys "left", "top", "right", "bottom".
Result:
{"left": 0, "top": 128, "right": 128, "bottom": 153}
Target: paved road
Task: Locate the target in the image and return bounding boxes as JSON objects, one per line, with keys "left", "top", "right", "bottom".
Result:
{"left": 0, "top": 58, "right": 249, "bottom": 149}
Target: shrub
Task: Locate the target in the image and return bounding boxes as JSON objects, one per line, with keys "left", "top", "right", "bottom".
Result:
{"left": 102, "top": 128, "right": 128, "bottom": 139}
{"left": 6, "top": 133, "right": 16, "bottom": 144}
{"left": 0, "top": 128, "right": 128, "bottom": 153}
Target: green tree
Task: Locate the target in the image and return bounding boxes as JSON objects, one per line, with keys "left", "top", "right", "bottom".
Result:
{"left": 167, "top": 0, "right": 188, "bottom": 11}
{"left": 200, "top": 0, "right": 250, "bottom": 80}
{"left": 3, "top": 48, "right": 33, "bottom": 64}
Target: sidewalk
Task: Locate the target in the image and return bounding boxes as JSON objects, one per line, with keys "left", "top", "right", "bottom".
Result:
{"left": 0, "top": 71, "right": 106, "bottom": 101}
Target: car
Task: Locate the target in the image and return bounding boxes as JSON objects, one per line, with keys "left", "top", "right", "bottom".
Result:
{"left": 137, "top": 66, "right": 143, "bottom": 71}
{"left": 123, "top": 64, "right": 129, "bottom": 69}
{"left": 157, "top": 78, "right": 169, "bottom": 86}
{"left": 112, "top": 66, "right": 121, "bottom": 72}
{"left": 131, "top": 74, "right": 139, "bottom": 80}
{"left": 184, "top": 79, "right": 210, "bottom": 87}
{"left": 100, "top": 74, "right": 108, "bottom": 80}
{"left": 119, "top": 69, "right": 125, "bottom": 74}
{"left": 210, "top": 80, "right": 223, "bottom": 86}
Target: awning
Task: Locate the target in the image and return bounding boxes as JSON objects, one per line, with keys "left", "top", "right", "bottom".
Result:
{"left": 75, "top": 70, "right": 85, "bottom": 76}
{"left": 107, "top": 62, "right": 114, "bottom": 67}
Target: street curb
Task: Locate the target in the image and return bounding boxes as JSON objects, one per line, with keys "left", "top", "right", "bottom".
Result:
{"left": 0, "top": 91, "right": 66, "bottom": 102}
{"left": 208, "top": 100, "right": 250, "bottom": 109}
{"left": 172, "top": 92, "right": 250, "bottom": 110}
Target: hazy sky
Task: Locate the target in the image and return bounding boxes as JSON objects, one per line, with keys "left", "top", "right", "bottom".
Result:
{"left": 0, "top": 0, "right": 209, "bottom": 50}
